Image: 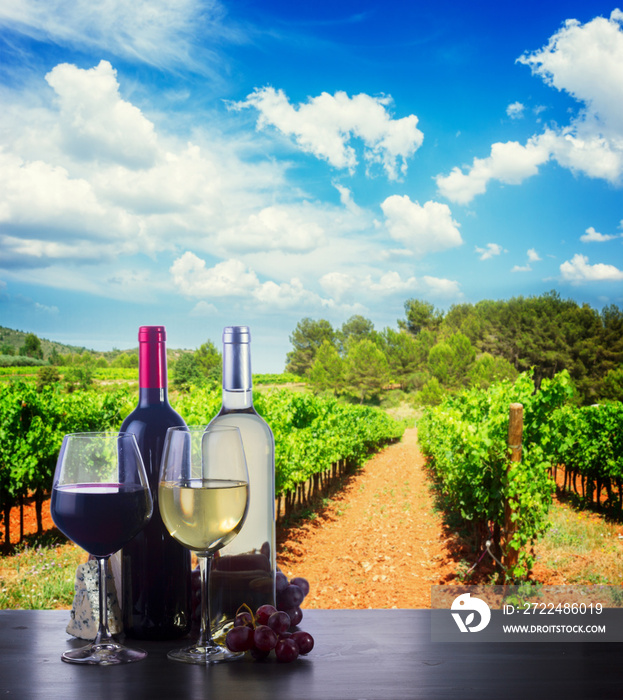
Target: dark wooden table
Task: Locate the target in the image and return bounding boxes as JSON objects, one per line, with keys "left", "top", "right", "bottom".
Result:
{"left": 1, "top": 609, "right": 622, "bottom": 699}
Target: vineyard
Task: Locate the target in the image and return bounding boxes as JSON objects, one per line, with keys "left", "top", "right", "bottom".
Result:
{"left": 419, "top": 369, "right": 623, "bottom": 580}
{"left": 0, "top": 380, "right": 405, "bottom": 548}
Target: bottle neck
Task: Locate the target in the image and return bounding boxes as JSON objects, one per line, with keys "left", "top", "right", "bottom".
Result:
{"left": 138, "top": 331, "right": 168, "bottom": 404}
{"left": 222, "top": 342, "right": 253, "bottom": 410}
{"left": 138, "top": 387, "right": 169, "bottom": 406}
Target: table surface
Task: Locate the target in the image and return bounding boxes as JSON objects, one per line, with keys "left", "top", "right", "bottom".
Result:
{"left": 1, "top": 609, "right": 622, "bottom": 700}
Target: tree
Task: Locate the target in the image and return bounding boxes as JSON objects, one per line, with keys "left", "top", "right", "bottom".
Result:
{"left": 416, "top": 377, "right": 445, "bottom": 406}
{"left": 172, "top": 353, "right": 204, "bottom": 391}
{"left": 36, "top": 366, "right": 61, "bottom": 392}
{"left": 427, "top": 332, "right": 475, "bottom": 388}
{"left": 64, "top": 352, "right": 95, "bottom": 391}
{"left": 22, "top": 333, "right": 43, "bottom": 360}
{"left": 601, "top": 366, "right": 623, "bottom": 402}
{"left": 307, "top": 340, "right": 344, "bottom": 395}
{"left": 399, "top": 299, "right": 442, "bottom": 336}
{"left": 380, "top": 328, "right": 421, "bottom": 390}
{"left": 344, "top": 339, "right": 389, "bottom": 403}
{"left": 194, "top": 340, "right": 221, "bottom": 383}
{"left": 285, "top": 318, "right": 336, "bottom": 376}
{"left": 468, "top": 353, "right": 519, "bottom": 390}
{"left": 339, "top": 315, "right": 376, "bottom": 353}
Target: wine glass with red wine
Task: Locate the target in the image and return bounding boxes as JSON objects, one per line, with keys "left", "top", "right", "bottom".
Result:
{"left": 51, "top": 432, "right": 153, "bottom": 665}
{"left": 159, "top": 425, "right": 249, "bottom": 664}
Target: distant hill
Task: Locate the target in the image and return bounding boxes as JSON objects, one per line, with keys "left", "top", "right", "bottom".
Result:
{"left": 0, "top": 326, "right": 92, "bottom": 360}
{"left": 0, "top": 326, "right": 194, "bottom": 363}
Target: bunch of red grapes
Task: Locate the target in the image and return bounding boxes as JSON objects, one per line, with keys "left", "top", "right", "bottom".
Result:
{"left": 225, "top": 570, "right": 314, "bottom": 663}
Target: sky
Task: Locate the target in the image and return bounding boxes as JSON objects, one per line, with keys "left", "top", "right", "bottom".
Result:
{"left": 0, "top": 0, "right": 622, "bottom": 372}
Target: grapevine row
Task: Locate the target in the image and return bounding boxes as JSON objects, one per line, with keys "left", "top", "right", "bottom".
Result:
{"left": 0, "top": 382, "right": 405, "bottom": 546}
{"left": 417, "top": 370, "right": 574, "bottom": 579}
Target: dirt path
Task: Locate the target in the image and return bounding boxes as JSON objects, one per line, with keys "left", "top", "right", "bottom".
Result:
{"left": 277, "top": 428, "right": 460, "bottom": 609}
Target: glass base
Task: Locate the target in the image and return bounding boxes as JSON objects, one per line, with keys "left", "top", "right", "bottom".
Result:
{"left": 167, "top": 642, "right": 244, "bottom": 665}
{"left": 62, "top": 641, "right": 148, "bottom": 665}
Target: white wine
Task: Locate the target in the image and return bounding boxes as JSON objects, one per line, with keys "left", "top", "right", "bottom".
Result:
{"left": 208, "top": 327, "right": 276, "bottom": 635}
{"left": 159, "top": 479, "right": 248, "bottom": 554}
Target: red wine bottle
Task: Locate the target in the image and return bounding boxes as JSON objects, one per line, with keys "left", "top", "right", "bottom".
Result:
{"left": 120, "top": 326, "right": 191, "bottom": 640}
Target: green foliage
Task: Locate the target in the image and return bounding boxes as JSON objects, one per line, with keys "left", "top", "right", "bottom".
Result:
{"left": 468, "top": 353, "right": 519, "bottom": 390}
{"left": 601, "top": 367, "right": 623, "bottom": 402}
{"left": 172, "top": 353, "right": 205, "bottom": 391}
{"left": 418, "top": 370, "right": 574, "bottom": 579}
{"left": 285, "top": 318, "right": 336, "bottom": 376}
{"left": 0, "top": 382, "right": 133, "bottom": 544}
{"left": 194, "top": 340, "right": 221, "bottom": 382}
{"left": 307, "top": 340, "right": 344, "bottom": 395}
{"left": 547, "top": 402, "right": 623, "bottom": 505}
{"left": 21, "top": 334, "right": 43, "bottom": 360}
{"left": 399, "top": 298, "right": 443, "bottom": 335}
{"left": 174, "top": 385, "right": 405, "bottom": 497}
{"left": 338, "top": 315, "right": 377, "bottom": 353}
{"left": 344, "top": 339, "right": 390, "bottom": 403}
{"left": 0, "top": 355, "right": 46, "bottom": 368}
{"left": 36, "top": 366, "right": 61, "bottom": 391}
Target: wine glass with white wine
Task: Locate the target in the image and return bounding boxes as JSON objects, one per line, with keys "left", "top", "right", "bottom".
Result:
{"left": 158, "top": 425, "right": 249, "bottom": 664}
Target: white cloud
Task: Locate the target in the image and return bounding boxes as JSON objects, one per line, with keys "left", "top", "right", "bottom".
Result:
{"left": 0, "top": 61, "right": 299, "bottom": 276}
{"left": 219, "top": 204, "right": 326, "bottom": 253}
{"left": 475, "top": 243, "right": 503, "bottom": 260}
{"left": 506, "top": 101, "right": 525, "bottom": 119}
{"left": 511, "top": 247, "right": 541, "bottom": 272}
{"left": 421, "top": 276, "right": 463, "bottom": 299}
{"left": 233, "top": 87, "right": 423, "bottom": 180}
{"left": 437, "top": 11, "right": 623, "bottom": 204}
{"left": 560, "top": 253, "right": 623, "bottom": 283}
{"left": 580, "top": 225, "right": 619, "bottom": 242}
{"left": 170, "top": 253, "right": 260, "bottom": 297}
{"left": 520, "top": 10, "right": 623, "bottom": 182}
{"left": 170, "top": 252, "right": 335, "bottom": 310}
{"left": 46, "top": 61, "right": 159, "bottom": 168}
{"left": 381, "top": 195, "right": 463, "bottom": 255}
{"left": 0, "top": 0, "right": 237, "bottom": 73}
{"left": 190, "top": 301, "right": 219, "bottom": 316}
{"left": 518, "top": 10, "right": 623, "bottom": 140}
{"left": 436, "top": 138, "right": 550, "bottom": 204}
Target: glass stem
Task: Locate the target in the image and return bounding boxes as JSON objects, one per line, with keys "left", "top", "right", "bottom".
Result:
{"left": 198, "top": 554, "right": 214, "bottom": 649}
{"left": 94, "top": 556, "right": 114, "bottom": 647}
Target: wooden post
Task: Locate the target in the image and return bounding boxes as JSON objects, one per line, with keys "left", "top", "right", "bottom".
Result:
{"left": 504, "top": 403, "right": 523, "bottom": 575}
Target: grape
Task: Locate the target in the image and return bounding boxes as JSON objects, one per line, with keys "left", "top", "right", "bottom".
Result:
{"left": 290, "top": 577, "right": 310, "bottom": 598}
{"left": 256, "top": 604, "right": 278, "bottom": 626}
{"left": 250, "top": 647, "right": 270, "bottom": 661}
{"left": 276, "top": 571, "right": 289, "bottom": 594}
{"left": 267, "top": 611, "right": 290, "bottom": 635}
{"left": 253, "top": 625, "right": 278, "bottom": 652}
{"left": 280, "top": 584, "right": 304, "bottom": 609}
{"left": 234, "top": 611, "right": 254, "bottom": 628}
{"left": 284, "top": 606, "right": 303, "bottom": 627}
{"left": 275, "top": 638, "right": 299, "bottom": 663}
{"left": 291, "top": 631, "right": 314, "bottom": 655}
{"left": 226, "top": 626, "right": 254, "bottom": 652}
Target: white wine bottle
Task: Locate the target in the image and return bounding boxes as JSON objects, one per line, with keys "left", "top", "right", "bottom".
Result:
{"left": 208, "top": 326, "right": 276, "bottom": 635}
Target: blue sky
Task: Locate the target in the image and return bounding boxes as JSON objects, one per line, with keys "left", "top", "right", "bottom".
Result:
{"left": 0, "top": 1, "right": 622, "bottom": 372}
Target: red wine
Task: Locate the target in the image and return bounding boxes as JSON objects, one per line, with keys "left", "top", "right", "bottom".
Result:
{"left": 120, "top": 326, "right": 192, "bottom": 640}
{"left": 51, "top": 483, "right": 150, "bottom": 557}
